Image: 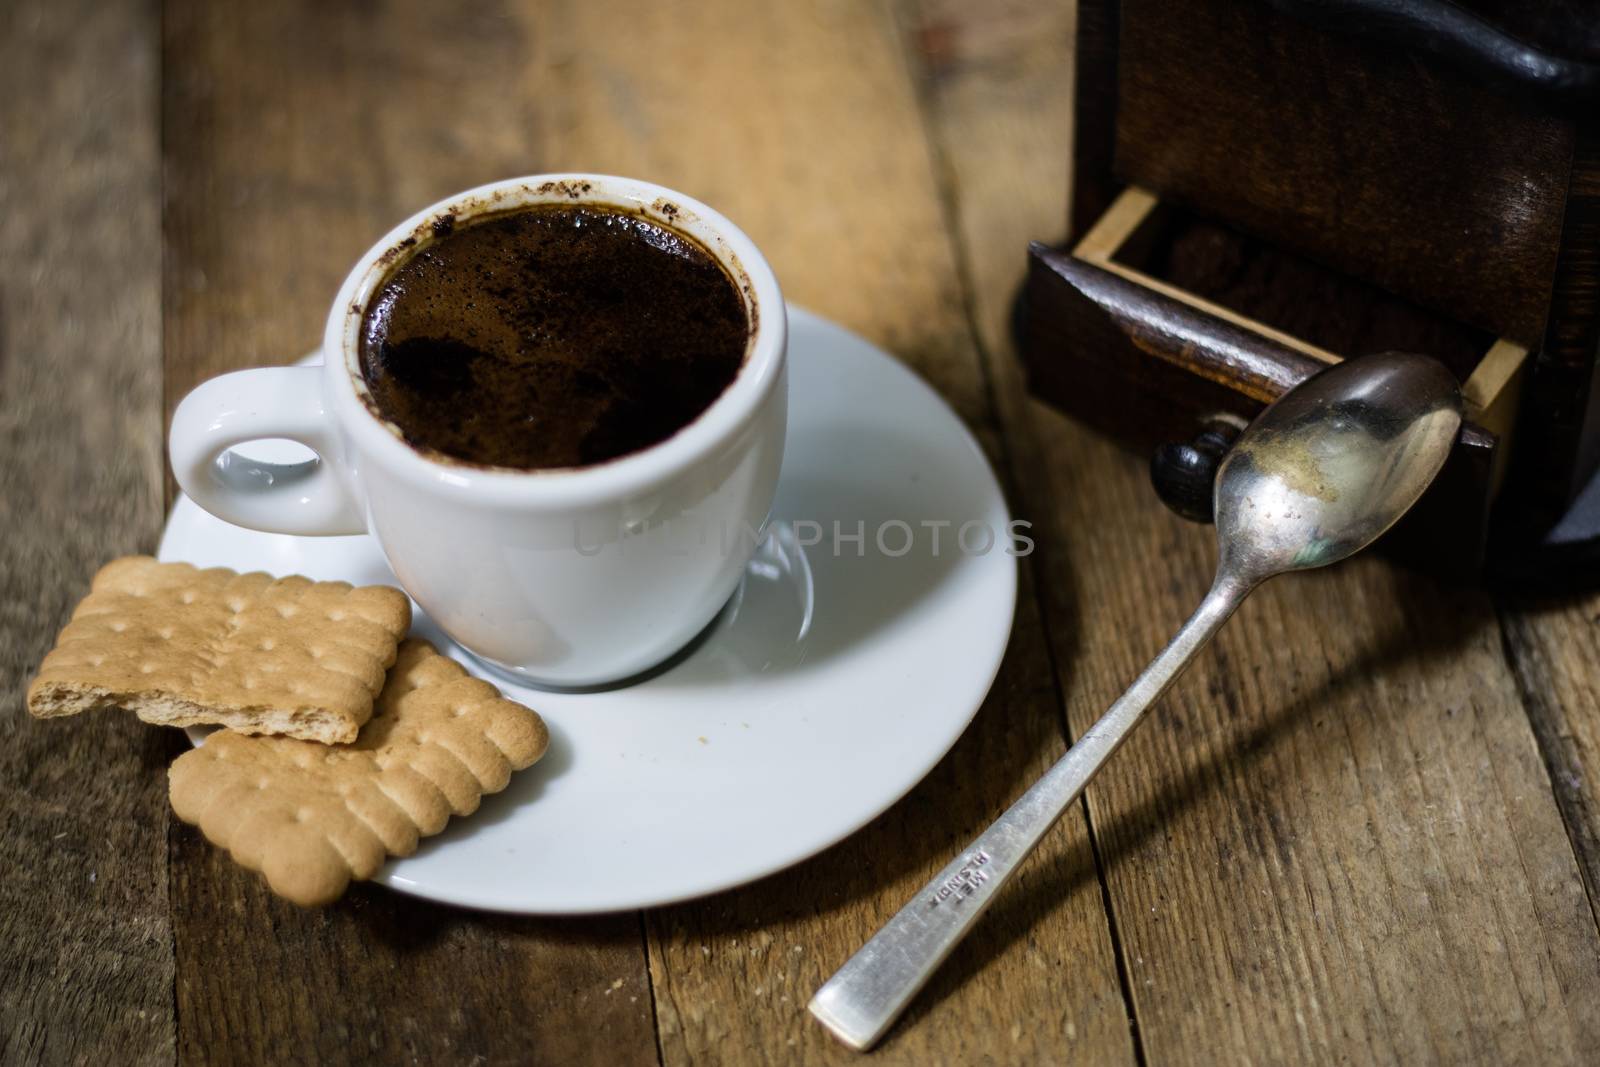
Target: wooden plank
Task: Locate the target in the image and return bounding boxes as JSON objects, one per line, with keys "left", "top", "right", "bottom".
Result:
{"left": 1067, "top": 0, "right": 1122, "bottom": 242}
{"left": 1501, "top": 597, "right": 1600, "bottom": 929}
{"left": 906, "top": 0, "right": 1600, "bottom": 1063}
{"left": 513, "top": 0, "right": 1135, "bottom": 1061}
{"left": 161, "top": 3, "right": 658, "bottom": 1063}
{"left": 1072, "top": 551, "right": 1600, "bottom": 1064}
{"left": 1114, "top": 0, "right": 1572, "bottom": 348}
{"left": 168, "top": 853, "right": 659, "bottom": 1065}
{"left": 0, "top": 0, "right": 174, "bottom": 1063}
{"left": 1073, "top": 186, "right": 1158, "bottom": 263}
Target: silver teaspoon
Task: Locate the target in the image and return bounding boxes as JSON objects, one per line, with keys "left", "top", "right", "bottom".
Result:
{"left": 809, "top": 352, "right": 1463, "bottom": 1051}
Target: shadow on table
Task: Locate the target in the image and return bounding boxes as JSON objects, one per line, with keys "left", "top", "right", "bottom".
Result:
{"left": 313, "top": 544, "right": 1490, "bottom": 1044}
{"left": 338, "top": 878, "right": 645, "bottom": 956}
{"left": 647, "top": 558, "right": 1487, "bottom": 1046}
{"left": 897, "top": 564, "right": 1488, "bottom": 1038}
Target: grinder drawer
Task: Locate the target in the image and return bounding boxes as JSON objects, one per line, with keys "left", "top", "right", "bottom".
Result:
{"left": 1023, "top": 187, "right": 1528, "bottom": 578}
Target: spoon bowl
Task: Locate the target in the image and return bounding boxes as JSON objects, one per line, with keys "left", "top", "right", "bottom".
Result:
{"left": 1216, "top": 352, "right": 1463, "bottom": 583}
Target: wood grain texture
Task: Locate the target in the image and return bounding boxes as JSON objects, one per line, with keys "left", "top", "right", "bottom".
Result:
{"left": 0, "top": 1, "right": 172, "bottom": 1064}
{"left": 1068, "top": 545, "right": 1600, "bottom": 1065}
{"left": 1068, "top": 0, "right": 1121, "bottom": 242}
{"left": 1501, "top": 595, "right": 1600, "bottom": 929}
{"left": 161, "top": 3, "right": 657, "bottom": 1063}
{"left": 515, "top": 0, "right": 1134, "bottom": 1061}
{"left": 1114, "top": 0, "right": 1572, "bottom": 346}
{"left": 9, "top": 0, "right": 1596, "bottom": 1063}
{"left": 1516, "top": 129, "right": 1600, "bottom": 523}
{"left": 168, "top": 854, "right": 658, "bottom": 1066}
{"left": 913, "top": 0, "right": 1600, "bottom": 1064}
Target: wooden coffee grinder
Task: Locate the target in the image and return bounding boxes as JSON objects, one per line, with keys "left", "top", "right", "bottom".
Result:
{"left": 1020, "top": 0, "right": 1600, "bottom": 584}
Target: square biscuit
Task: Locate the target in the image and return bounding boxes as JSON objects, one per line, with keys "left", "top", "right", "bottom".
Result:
{"left": 168, "top": 638, "right": 550, "bottom": 906}
{"left": 27, "top": 556, "right": 411, "bottom": 743}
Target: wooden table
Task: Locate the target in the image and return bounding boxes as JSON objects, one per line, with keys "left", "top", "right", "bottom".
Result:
{"left": 5, "top": 1, "right": 1600, "bottom": 1063}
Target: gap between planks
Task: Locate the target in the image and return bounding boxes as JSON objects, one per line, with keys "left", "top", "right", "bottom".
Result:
{"left": 886, "top": 3, "right": 1149, "bottom": 1061}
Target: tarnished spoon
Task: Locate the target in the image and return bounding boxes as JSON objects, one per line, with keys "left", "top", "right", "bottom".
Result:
{"left": 810, "top": 352, "right": 1463, "bottom": 1050}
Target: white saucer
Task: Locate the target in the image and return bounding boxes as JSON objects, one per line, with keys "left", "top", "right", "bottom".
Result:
{"left": 161, "top": 306, "right": 1016, "bottom": 913}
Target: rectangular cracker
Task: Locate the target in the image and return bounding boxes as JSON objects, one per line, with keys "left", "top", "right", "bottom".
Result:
{"left": 27, "top": 556, "right": 411, "bottom": 744}
{"left": 168, "top": 638, "right": 549, "bottom": 906}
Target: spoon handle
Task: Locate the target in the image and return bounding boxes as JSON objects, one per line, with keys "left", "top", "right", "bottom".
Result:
{"left": 809, "top": 576, "right": 1251, "bottom": 1051}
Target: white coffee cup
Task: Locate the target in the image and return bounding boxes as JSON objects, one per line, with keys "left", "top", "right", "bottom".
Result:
{"left": 169, "top": 175, "right": 787, "bottom": 688}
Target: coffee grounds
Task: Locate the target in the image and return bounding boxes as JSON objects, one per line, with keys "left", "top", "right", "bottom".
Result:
{"left": 360, "top": 204, "right": 749, "bottom": 470}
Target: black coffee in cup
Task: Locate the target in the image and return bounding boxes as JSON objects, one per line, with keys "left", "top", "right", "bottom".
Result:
{"left": 359, "top": 204, "right": 750, "bottom": 470}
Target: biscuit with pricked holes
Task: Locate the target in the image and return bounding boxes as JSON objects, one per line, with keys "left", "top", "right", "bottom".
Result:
{"left": 26, "top": 556, "right": 411, "bottom": 743}
{"left": 168, "top": 638, "right": 549, "bottom": 906}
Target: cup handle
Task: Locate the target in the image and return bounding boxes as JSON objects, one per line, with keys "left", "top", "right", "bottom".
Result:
{"left": 168, "top": 366, "right": 367, "bottom": 536}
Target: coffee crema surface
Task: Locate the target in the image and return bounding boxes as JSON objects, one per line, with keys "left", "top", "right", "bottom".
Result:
{"left": 359, "top": 204, "right": 750, "bottom": 470}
